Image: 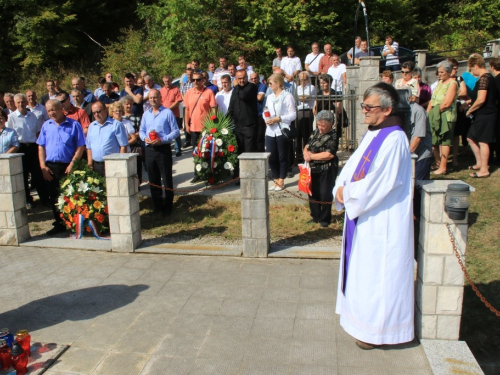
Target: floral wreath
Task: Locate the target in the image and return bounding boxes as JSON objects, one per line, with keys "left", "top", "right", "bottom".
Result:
{"left": 192, "top": 110, "right": 238, "bottom": 184}
{"left": 57, "top": 160, "right": 109, "bottom": 237}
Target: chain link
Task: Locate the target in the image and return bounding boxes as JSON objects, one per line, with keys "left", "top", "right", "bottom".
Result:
{"left": 446, "top": 223, "right": 500, "bottom": 317}
{"left": 134, "top": 175, "right": 240, "bottom": 194}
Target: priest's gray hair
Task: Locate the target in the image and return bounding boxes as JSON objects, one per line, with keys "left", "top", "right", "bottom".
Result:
{"left": 364, "top": 83, "right": 399, "bottom": 110}
{"left": 316, "top": 110, "right": 336, "bottom": 125}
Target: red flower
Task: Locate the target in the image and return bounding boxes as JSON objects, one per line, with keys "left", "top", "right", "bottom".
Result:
{"left": 205, "top": 144, "right": 210, "bottom": 149}
{"left": 73, "top": 194, "right": 80, "bottom": 200}
{"left": 204, "top": 152, "right": 210, "bottom": 158}
{"left": 210, "top": 128, "right": 217, "bottom": 134}
{"left": 208, "top": 177, "right": 215, "bottom": 184}
{"left": 206, "top": 136, "right": 213, "bottom": 141}
{"left": 88, "top": 192, "right": 97, "bottom": 201}
{"left": 217, "top": 151, "right": 224, "bottom": 157}
{"left": 86, "top": 226, "right": 91, "bottom": 233}
{"left": 104, "top": 205, "right": 108, "bottom": 214}
{"left": 59, "top": 213, "right": 64, "bottom": 218}
{"left": 63, "top": 196, "right": 70, "bottom": 203}
{"left": 73, "top": 215, "right": 79, "bottom": 223}
{"left": 210, "top": 115, "right": 217, "bottom": 121}
{"left": 228, "top": 145, "right": 235, "bottom": 153}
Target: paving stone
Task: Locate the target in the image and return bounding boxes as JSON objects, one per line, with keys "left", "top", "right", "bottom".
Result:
{"left": 148, "top": 259, "right": 185, "bottom": 272}
{"left": 300, "top": 261, "right": 337, "bottom": 275}
{"left": 262, "top": 287, "right": 300, "bottom": 302}
{"left": 189, "top": 358, "right": 243, "bottom": 375}
{"left": 337, "top": 341, "right": 387, "bottom": 367}
{"left": 243, "top": 337, "right": 292, "bottom": 363}
{"left": 293, "top": 319, "right": 336, "bottom": 341}
{"left": 168, "top": 271, "right": 211, "bottom": 284}
{"left": 338, "top": 366, "right": 388, "bottom": 375}
{"left": 197, "top": 335, "right": 247, "bottom": 361}
{"left": 219, "top": 298, "right": 260, "bottom": 318}
{"left": 270, "top": 262, "right": 303, "bottom": 275}
{"left": 239, "top": 361, "right": 290, "bottom": 375}
{"left": 256, "top": 300, "right": 297, "bottom": 319}
{"left": 122, "top": 257, "right": 156, "bottom": 269}
{"left": 267, "top": 274, "right": 301, "bottom": 288}
{"left": 289, "top": 339, "right": 337, "bottom": 366}
{"left": 300, "top": 274, "right": 337, "bottom": 289}
{"left": 92, "top": 351, "right": 149, "bottom": 375}
{"left": 250, "top": 318, "right": 295, "bottom": 339}
{"left": 71, "top": 322, "right": 125, "bottom": 349}
{"left": 191, "top": 283, "right": 232, "bottom": 299}
{"left": 382, "top": 341, "right": 431, "bottom": 369}
{"left": 180, "top": 258, "right": 214, "bottom": 272}
{"left": 136, "top": 269, "right": 174, "bottom": 284}
{"left": 225, "top": 285, "right": 265, "bottom": 300}
{"left": 105, "top": 267, "right": 147, "bottom": 282}
{"left": 289, "top": 364, "right": 338, "bottom": 375}
{"left": 112, "top": 328, "right": 166, "bottom": 354}
{"left": 48, "top": 346, "right": 107, "bottom": 374}
{"left": 166, "top": 314, "right": 215, "bottom": 336}
{"left": 296, "top": 302, "right": 336, "bottom": 320}
{"left": 139, "top": 355, "right": 194, "bottom": 375}
{"left": 153, "top": 332, "right": 206, "bottom": 358}
{"left": 209, "top": 316, "right": 254, "bottom": 338}
{"left": 157, "top": 282, "right": 198, "bottom": 300}
{"left": 180, "top": 296, "right": 224, "bottom": 315}
{"left": 386, "top": 369, "right": 433, "bottom": 375}
{"left": 239, "top": 262, "right": 272, "bottom": 274}
{"left": 298, "top": 288, "right": 335, "bottom": 303}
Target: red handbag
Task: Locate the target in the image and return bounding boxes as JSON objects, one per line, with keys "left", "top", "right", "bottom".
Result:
{"left": 298, "top": 162, "right": 312, "bottom": 195}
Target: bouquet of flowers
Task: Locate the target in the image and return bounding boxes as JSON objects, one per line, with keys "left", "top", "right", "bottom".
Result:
{"left": 192, "top": 110, "right": 238, "bottom": 184}
{"left": 57, "top": 160, "right": 109, "bottom": 236}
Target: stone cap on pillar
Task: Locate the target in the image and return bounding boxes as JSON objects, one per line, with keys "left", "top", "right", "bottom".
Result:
{"left": 413, "top": 49, "right": 429, "bottom": 53}
{"left": 103, "top": 153, "right": 138, "bottom": 177}
{"left": 103, "top": 153, "right": 138, "bottom": 161}
{"left": 0, "top": 153, "right": 24, "bottom": 159}
{"left": 238, "top": 153, "right": 271, "bottom": 160}
{"left": 417, "top": 180, "right": 475, "bottom": 193}
{"left": 359, "top": 56, "right": 381, "bottom": 67}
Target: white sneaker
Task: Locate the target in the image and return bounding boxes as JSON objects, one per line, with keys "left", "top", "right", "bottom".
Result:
{"left": 269, "top": 185, "right": 276, "bottom": 191}
{"left": 274, "top": 185, "right": 284, "bottom": 191}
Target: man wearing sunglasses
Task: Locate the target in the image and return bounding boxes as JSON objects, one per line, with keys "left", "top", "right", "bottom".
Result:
{"left": 333, "top": 83, "right": 414, "bottom": 350}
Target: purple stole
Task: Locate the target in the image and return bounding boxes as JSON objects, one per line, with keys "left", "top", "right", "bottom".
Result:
{"left": 342, "top": 125, "right": 403, "bottom": 294}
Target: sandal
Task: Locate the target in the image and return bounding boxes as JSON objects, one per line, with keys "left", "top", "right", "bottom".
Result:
{"left": 470, "top": 172, "right": 490, "bottom": 178}
{"left": 467, "top": 165, "right": 480, "bottom": 171}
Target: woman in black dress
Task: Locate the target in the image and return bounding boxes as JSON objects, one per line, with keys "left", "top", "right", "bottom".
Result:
{"left": 466, "top": 54, "right": 498, "bottom": 178}
{"left": 313, "top": 74, "right": 343, "bottom": 137}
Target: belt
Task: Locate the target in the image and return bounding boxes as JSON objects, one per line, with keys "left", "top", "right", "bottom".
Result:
{"left": 93, "top": 160, "right": 105, "bottom": 165}
{"left": 19, "top": 143, "right": 36, "bottom": 146}
{"left": 46, "top": 161, "right": 70, "bottom": 165}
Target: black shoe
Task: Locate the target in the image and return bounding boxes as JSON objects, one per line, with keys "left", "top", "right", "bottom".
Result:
{"left": 46, "top": 225, "right": 66, "bottom": 236}
{"left": 190, "top": 176, "right": 200, "bottom": 183}
{"left": 307, "top": 219, "right": 318, "bottom": 224}
{"left": 176, "top": 151, "right": 182, "bottom": 157}
{"left": 287, "top": 171, "right": 294, "bottom": 178}
{"left": 162, "top": 207, "right": 172, "bottom": 216}
{"left": 320, "top": 222, "right": 329, "bottom": 228}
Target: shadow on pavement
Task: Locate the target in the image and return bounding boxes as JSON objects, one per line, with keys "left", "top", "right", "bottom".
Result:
{"left": 0, "top": 284, "right": 148, "bottom": 333}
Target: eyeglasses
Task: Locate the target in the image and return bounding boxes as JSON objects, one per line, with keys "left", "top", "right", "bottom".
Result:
{"left": 59, "top": 97, "right": 68, "bottom": 104}
{"left": 360, "top": 103, "right": 382, "bottom": 111}
{"left": 452, "top": 66, "right": 459, "bottom": 70}
{"left": 401, "top": 70, "right": 411, "bottom": 74}
{"left": 92, "top": 110, "right": 103, "bottom": 114}
{"left": 193, "top": 78, "right": 203, "bottom": 82}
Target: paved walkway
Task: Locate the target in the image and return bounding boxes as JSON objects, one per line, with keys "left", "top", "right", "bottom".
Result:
{"left": 0, "top": 246, "right": 432, "bottom": 375}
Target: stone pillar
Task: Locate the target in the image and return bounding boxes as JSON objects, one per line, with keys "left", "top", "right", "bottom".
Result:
{"left": 415, "top": 180, "right": 473, "bottom": 340}
{"left": 414, "top": 50, "right": 428, "bottom": 70}
{"left": 239, "top": 152, "right": 270, "bottom": 257}
{"left": 357, "top": 57, "right": 381, "bottom": 143}
{"left": 104, "top": 154, "right": 141, "bottom": 252}
{"left": 0, "top": 154, "right": 30, "bottom": 245}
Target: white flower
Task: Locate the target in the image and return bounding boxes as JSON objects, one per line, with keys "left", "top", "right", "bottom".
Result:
{"left": 57, "top": 196, "right": 65, "bottom": 210}
{"left": 215, "top": 138, "right": 223, "bottom": 146}
{"left": 202, "top": 130, "right": 206, "bottom": 136}
{"left": 66, "top": 184, "right": 74, "bottom": 195}
{"left": 202, "top": 162, "right": 209, "bottom": 169}
{"left": 224, "top": 162, "right": 233, "bottom": 170}
{"left": 221, "top": 128, "right": 228, "bottom": 135}
{"left": 196, "top": 164, "right": 202, "bottom": 172}
{"left": 77, "top": 181, "right": 89, "bottom": 193}
{"left": 213, "top": 162, "right": 217, "bottom": 168}
{"left": 90, "top": 186, "right": 102, "bottom": 194}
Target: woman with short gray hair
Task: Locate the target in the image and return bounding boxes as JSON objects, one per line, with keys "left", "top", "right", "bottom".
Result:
{"left": 303, "top": 110, "right": 339, "bottom": 227}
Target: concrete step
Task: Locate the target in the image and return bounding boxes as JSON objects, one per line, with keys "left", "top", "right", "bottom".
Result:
{"left": 269, "top": 245, "right": 340, "bottom": 259}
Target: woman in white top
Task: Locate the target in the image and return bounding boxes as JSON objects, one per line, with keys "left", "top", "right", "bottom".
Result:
{"left": 263, "top": 73, "right": 297, "bottom": 191}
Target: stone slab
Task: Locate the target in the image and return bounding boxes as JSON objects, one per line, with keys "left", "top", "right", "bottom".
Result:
{"left": 420, "top": 339, "right": 484, "bottom": 375}
{"left": 269, "top": 246, "right": 341, "bottom": 259}
{"left": 0, "top": 342, "right": 69, "bottom": 375}
{"left": 20, "top": 237, "right": 112, "bottom": 251}
{"left": 135, "top": 243, "right": 242, "bottom": 256}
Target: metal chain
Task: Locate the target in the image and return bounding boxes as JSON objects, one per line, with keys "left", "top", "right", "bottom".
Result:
{"left": 267, "top": 176, "right": 333, "bottom": 205}
{"left": 135, "top": 175, "right": 240, "bottom": 194}
{"left": 446, "top": 223, "right": 500, "bottom": 317}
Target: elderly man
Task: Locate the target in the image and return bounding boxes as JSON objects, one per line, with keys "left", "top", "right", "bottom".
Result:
{"left": 57, "top": 91, "right": 90, "bottom": 135}
{"left": 318, "top": 44, "right": 335, "bottom": 74}
{"left": 71, "top": 89, "right": 93, "bottom": 123}
{"left": 143, "top": 75, "right": 162, "bottom": 112}
{"left": 40, "top": 80, "right": 59, "bottom": 106}
{"left": 139, "top": 89, "right": 180, "bottom": 215}
{"left": 228, "top": 70, "right": 258, "bottom": 182}
{"left": 237, "top": 56, "right": 254, "bottom": 75}
{"left": 212, "top": 56, "right": 229, "bottom": 89}
{"left": 26, "top": 90, "right": 49, "bottom": 130}
{"left": 3, "top": 93, "right": 16, "bottom": 115}
{"left": 296, "top": 72, "right": 317, "bottom": 163}
{"left": 37, "top": 100, "right": 86, "bottom": 235}
{"left": 160, "top": 74, "right": 183, "bottom": 156}
{"left": 305, "top": 42, "right": 324, "bottom": 86}
{"left": 98, "top": 82, "right": 120, "bottom": 107}
{"left": 71, "top": 77, "right": 96, "bottom": 106}
{"left": 119, "top": 73, "right": 144, "bottom": 118}
{"left": 184, "top": 72, "right": 217, "bottom": 183}
{"left": 333, "top": 82, "right": 414, "bottom": 350}
{"left": 215, "top": 74, "right": 233, "bottom": 115}
{"left": 347, "top": 36, "right": 362, "bottom": 63}
{"left": 7, "top": 93, "right": 45, "bottom": 208}
{"left": 281, "top": 45, "right": 302, "bottom": 83}
{"left": 250, "top": 72, "right": 267, "bottom": 152}
{"left": 86, "top": 102, "right": 128, "bottom": 176}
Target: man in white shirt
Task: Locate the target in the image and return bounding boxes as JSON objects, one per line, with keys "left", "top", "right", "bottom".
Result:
{"left": 281, "top": 45, "right": 302, "bottom": 83}
{"left": 215, "top": 74, "right": 233, "bottom": 114}
{"left": 304, "top": 42, "right": 324, "bottom": 86}
{"left": 327, "top": 54, "right": 347, "bottom": 118}
{"left": 143, "top": 75, "right": 162, "bottom": 112}
{"left": 26, "top": 90, "right": 49, "bottom": 131}
{"left": 213, "top": 56, "right": 229, "bottom": 89}
{"left": 237, "top": 55, "right": 254, "bottom": 75}
{"left": 296, "top": 72, "right": 317, "bottom": 163}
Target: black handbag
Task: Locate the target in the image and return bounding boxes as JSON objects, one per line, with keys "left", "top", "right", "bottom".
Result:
{"left": 279, "top": 124, "right": 297, "bottom": 141}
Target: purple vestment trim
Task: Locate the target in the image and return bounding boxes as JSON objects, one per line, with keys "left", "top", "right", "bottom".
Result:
{"left": 342, "top": 126, "right": 402, "bottom": 294}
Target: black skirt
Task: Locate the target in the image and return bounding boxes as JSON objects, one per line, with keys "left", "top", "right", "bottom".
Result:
{"left": 467, "top": 113, "right": 497, "bottom": 143}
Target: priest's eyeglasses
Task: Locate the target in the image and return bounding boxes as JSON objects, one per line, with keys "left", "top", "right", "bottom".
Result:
{"left": 360, "top": 103, "right": 382, "bottom": 111}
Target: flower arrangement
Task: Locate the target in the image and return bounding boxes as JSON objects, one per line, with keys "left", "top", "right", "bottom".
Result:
{"left": 57, "top": 160, "right": 109, "bottom": 234}
{"left": 192, "top": 110, "right": 238, "bottom": 184}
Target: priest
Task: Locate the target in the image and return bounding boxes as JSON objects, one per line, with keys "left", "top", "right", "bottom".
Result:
{"left": 333, "top": 82, "right": 414, "bottom": 349}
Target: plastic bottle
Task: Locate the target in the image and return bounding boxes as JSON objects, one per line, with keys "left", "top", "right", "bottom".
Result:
{"left": 0, "top": 339, "right": 11, "bottom": 370}
{"left": 0, "top": 329, "right": 14, "bottom": 347}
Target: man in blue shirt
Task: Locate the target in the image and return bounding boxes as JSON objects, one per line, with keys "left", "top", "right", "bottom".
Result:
{"left": 86, "top": 102, "right": 129, "bottom": 176}
{"left": 98, "top": 83, "right": 120, "bottom": 107}
{"left": 71, "top": 77, "right": 96, "bottom": 106}
{"left": 119, "top": 73, "right": 144, "bottom": 118}
{"left": 0, "top": 111, "right": 19, "bottom": 153}
{"left": 37, "top": 99, "right": 86, "bottom": 235}
{"left": 139, "top": 89, "right": 180, "bottom": 215}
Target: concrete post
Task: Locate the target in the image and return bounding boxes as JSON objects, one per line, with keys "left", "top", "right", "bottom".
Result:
{"left": 414, "top": 50, "right": 428, "bottom": 70}
{"left": 415, "top": 180, "right": 473, "bottom": 340}
{"left": 357, "top": 57, "right": 381, "bottom": 143}
{"left": 238, "top": 152, "right": 270, "bottom": 257}
{"left": 104, "top": 153, "right": 141, "bottom": 252}
{"left": 0, "top": 154, "right": 30, "bottom": 245}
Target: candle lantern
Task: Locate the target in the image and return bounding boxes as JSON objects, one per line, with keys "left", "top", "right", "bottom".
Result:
{"left": 445, "top": 183, "right": 471, "bottom": 220}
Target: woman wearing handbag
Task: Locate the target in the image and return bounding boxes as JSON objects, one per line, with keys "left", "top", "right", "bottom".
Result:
{"left": 264, "top": 73, "right": 297, "bottom": 191}
{"left": 303, "top": 110, "right": 339, "bottom": 227}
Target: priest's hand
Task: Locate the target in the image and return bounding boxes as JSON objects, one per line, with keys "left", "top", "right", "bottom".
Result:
{"left": 335, "top": 186, "right": 344, "bottom": 204}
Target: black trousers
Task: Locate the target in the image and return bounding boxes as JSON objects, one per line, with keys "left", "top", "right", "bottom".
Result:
{"left": 45, "top": 162, "right": 70, "bottom": 226}
{"left": 287, "top": 121, "right": 298, "bottom": 172}
{"left": 19, "top": 143, "right": 46, "bottom": 204}
{"left": 145, "top": 144, "right": 174, "bottom": 212}
{"left": 266, "top": 135, "right": 288, "bottom": 179}
{"left": 309, "top": 161, "right": 338, "bottom": 225}
{"left": 234, "top": 124, "right": 257, "bottom": 178}
{"left": 256, "top": 117, "right": 266, "bottom": 152}
{"left": 295, "top": 110, "right": 313, "bottom": 163}
{"left": 92, "top": 161, "right": 105, "bottom": 177}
